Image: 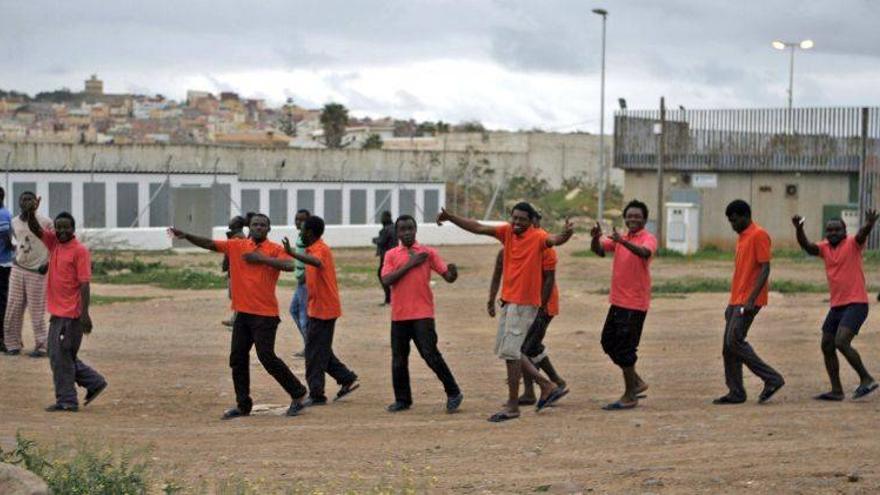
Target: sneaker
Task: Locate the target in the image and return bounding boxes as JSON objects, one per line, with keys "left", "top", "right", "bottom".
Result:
{"left": 758, "top": 381, "right": 785, "bottom": 404}
{"left": 221, "top": 407, "right": 250, "bottom": 420}
{"left": 302, "top": 397, "right": 327, "bottom": 408}
{"left": 4, "top": 349, "right": 20, "bottom": 356}
{"left": 712, "top": 394, "right": 746, "bottom": 405}
{"left": 446, "top": 393, "right": 464, "bottom": 413}
{"left": 28, "top": 350, "right": 47, "bottom": 358}
{"left": 85, "top": 382, "right": 108, "bottom": 406}
{"left": 286, "top": 401, "right": 306, "bottom": 417}
{"left": 386, "top": 401, "right": 411, "bottom": 413}
{"left": 45, "top": 403, "right": 78, "bottom": 412}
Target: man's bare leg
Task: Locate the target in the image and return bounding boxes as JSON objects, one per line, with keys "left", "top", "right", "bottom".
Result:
{"left": 522, "top": 356, "right": 557, "bottom": 401}
{"left": 835, "top": 327, "right": 875, "bottom": 388}
{"left": 519, "top": 369, "right": 537, "bottom": 404}
{"left": 536, "top": 357, "right": 566, "bottom": 390}
{"left": 619, "top": 366, "right": 640, "bottom": 405}
{"left": 818, "top": 332, "right": 845, "bottom": 399}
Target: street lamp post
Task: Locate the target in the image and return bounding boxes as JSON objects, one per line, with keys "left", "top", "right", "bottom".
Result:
{"left": 772, "top": 39, "right": 813, "bottom": 112}
{"left": 592, "top": 8, "right": 608, "bottom": 223}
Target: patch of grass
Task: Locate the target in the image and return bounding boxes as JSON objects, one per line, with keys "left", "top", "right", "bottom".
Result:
{"left": 0, "top": 434, "right": 150, "bottom": 495}
{"left": 92, "top": 257, "right": 226, "bottom": 290}
{"left": 595, "top": 277, "right": 860, "bottom": 295}
{"left": 92, "top": 295, "right": 157, "bottom": 305}
{"left": 1, "top": 435, "right": 437, "bottom": 494}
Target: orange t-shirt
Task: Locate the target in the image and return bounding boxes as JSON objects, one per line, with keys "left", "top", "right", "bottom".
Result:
{"left": 729, "top": 223, "right": 771, "bottom": 306}
{"left": 214, "top": 238, "right": 290, "bottom": 317}
{"left": 817, "top": 235, "right": 869, "bottom": 307}
{"left": 600, "top": 228, "right": 657, "bottom": 311}
{"left": 305, "top": 239, "right": 342, "bottom": 320}
{"left": 494, "top": 223, "right": 549, "bottom": 307}
{"left": 542, "top": 247, "right": 560, "bottom": 316}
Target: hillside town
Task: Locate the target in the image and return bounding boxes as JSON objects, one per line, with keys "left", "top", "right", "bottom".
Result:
{"left": 0, "top": 75, "right": 487, "bottom": 149}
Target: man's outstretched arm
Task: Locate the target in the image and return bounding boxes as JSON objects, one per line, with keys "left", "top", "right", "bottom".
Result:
{"left": 855, "top": 209, "right": 879, "bottom": 246}
{"left": 546, "top": 218, "right": 575, "bottom": 247}
{"left": 791, "top": 215, "right": 820, "bottom": 256}
{"left": 168, "top": 227, "right": 218, "bottom": 251}
{"left": 436, "top": 207, "right": 497, "bottom": 236}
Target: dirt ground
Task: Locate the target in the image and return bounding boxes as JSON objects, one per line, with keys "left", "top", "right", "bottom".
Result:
{"left": 2, "top": 240, "right": 879, "bottom": 494}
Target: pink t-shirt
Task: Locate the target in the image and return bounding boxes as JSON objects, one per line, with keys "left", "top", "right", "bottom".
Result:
{"left": 43, "top": 231, "right": 92, "bottom": 319}
{"left": 601, "top": 228, "right": 657, "bottom": 312}
{"left": 817, "top": 235, "right": 868, "bottom": 307}
{"left": 382, "top": 243, "right": 449, "bottom": 321}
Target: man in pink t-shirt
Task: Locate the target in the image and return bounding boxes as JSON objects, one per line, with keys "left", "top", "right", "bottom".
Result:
{"left": 590, "top": 200, "right": 657, "bottom": 410}
{"left": 27, "top": 209, "right": 107, "bottom": 412}
{"left": 793, "top": 211, "right": 878, "bottom": 401}
{"left": 381, "top": 215, "right": 462, "bottom": 413}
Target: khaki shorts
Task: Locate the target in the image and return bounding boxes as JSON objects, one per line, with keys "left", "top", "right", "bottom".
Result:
{"left": 494, "top": 303, "right": 538, "bottom": 360}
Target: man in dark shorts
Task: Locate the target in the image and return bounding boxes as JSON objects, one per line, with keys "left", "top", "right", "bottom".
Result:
{"left": 381, "top": 215, "right": 462, "bottom": 413}
{"left": 488, "top": 213, "right": 567, "bottom": 405}
{"left": 792, "top": 210, "right": 878, "bottom": 400}
{"left": 590, "top": 200, "right": 656, "bottom": 410}
{"left": 714, "top": 199, "right": 785, "bottom": 405}
{"left": 170, "top": 214, "right": 308, "bottom": 419}
{"left": 437, "top": 202, "right": 573, "bottom": 422}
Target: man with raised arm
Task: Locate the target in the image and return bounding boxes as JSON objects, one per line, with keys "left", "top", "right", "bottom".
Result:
{"left": 792, "top": 210, "right": 878, "bottom": 401}
{"left": 282, "top": 216, "right": 359, "bottom": 407}
{"left": 169, "top": 214, "right": 308, "bottom": 419}
{"left": 713, "top": 200, "right": 785, "bottom": 405}
{"left": 381, "top": 215, "right": 463, "bottom": 413}
{"left": 437, "top": 202, "right": 573, "bottom": 422}
{"left": 27, "top": 207, "right": 107, "bottom": 412}
{"left": 589, "top": 200, "right": 656, "bottom": 410}
{"left": 488, "top": 213, "right": 567, "bottom": 406}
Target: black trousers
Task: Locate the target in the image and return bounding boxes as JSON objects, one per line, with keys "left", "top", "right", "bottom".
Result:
{"left": 722, "top": 305, "right": 784, "bottom": 399}
{"left": 0, "top": 266, "right": 9, "bottom": 346}
{"left": 305, "top": 318, "right": 357, "bottom": 401}
{"left": 601, "top": 305, "right": 647, "bottom": 368}
{"left": 230, "top": 313, "right": 307, "bottom": 413}
{"left": 377, "top": 257, "right": 391, "bottom": 304}
{"left": 522, "top": 313, "right": 554, "bottom": 360}
{"left": 48, "top": 316, "right": 105, "bottom": 407}
{"left": 391, "top": 318, "right": 460, "bottom": 405}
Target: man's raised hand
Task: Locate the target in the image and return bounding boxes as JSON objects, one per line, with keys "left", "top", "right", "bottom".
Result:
{"left": 791, "top": 215, "right": 804, "bottom": 228}
{"left": 866, "top": 209, "right": 879, "bottom": 226}
{"left": 436, "top": 207, "right": 452, "bottom": 226}
{"left": 590, "top": 221, "right": 602, "bottom": 238}
{"left": 167, "top": 227, "right": 185, "bottom": 239}
{"left": 610, "top": 226, "right": 623, "bottom": 243}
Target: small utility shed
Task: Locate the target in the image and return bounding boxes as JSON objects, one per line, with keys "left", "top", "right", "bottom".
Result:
{"left": 613, "top": 107, "right": 880, "bottom": 249}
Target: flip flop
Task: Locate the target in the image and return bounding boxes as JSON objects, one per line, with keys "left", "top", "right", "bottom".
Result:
{"left": 602, "top": 400, "right": 637, "bottom": 411}
{"left": 333, "top": 382, "right": 360, "bottom": 402}
{"left": 536, "top": 387, "right": 568, "bottom": 412}
{"left": 487, "top": 411, "right": 520, "bottom": 422}
{"left": 853, "top": 382, "right": 879, "bottom": 400}
{"left": 813, "top": 392, "right": 844, "bottom": 402}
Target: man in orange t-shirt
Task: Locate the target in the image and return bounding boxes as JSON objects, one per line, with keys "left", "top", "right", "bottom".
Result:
{"left": 488, "top": 213, "right": 567, "bottom": 406}
{"left": 792, "top": 210, "right": 878, "bottom": 401}
{"left": 590, "top": 200, "right": 656, "bottom": 411}
{"left": 713, "top": 200, "right": 785, "bottom": 406}
{"left": 169, "top": 214, "right": 308, "bottom": 420}
{"left": 281, "top": 215, "right": 359, "bottom": 406}
{"left": 437, "top": 202, "right": 573, "bottom": 422}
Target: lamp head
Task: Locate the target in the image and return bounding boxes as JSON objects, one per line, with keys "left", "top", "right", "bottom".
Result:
{"left": 592, "top": 8, "right": 608, "bottom": 16}
{"left": 772, "top": 40, "right": 787, "bottom": 50}
{"left": 800, "top": 39, "right": 814, "bottom": 49}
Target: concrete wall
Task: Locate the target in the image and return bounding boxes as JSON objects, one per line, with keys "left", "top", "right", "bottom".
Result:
{"left": 79, "top": 223, "right": 502, "bottom": 251}
{"left": 0, "top": 133, "right": 621, "bottom": 188}
{"left": 623, "top": 171, "right": 853, "bottom": 249}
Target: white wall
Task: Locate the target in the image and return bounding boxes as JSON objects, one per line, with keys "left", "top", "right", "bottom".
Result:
{"left": 78, "top": 223, "right": 502, "bottom": 251}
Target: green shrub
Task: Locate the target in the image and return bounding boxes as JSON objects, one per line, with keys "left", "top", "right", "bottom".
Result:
{"left": 0, "top": 434, "right": 150, "bottom": 495}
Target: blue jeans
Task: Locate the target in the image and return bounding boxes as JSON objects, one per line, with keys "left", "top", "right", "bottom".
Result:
{"left": 290, "top": 283, "right": 309, "bottom": 345}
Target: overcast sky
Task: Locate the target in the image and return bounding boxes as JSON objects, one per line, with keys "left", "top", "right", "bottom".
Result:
{"left": 3, "top": 0, "right": 879, "bottom": 131}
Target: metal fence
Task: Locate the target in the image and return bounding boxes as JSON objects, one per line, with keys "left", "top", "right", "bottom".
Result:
{"left": 613, "top": 105, "right": 880, "bottom": 246}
